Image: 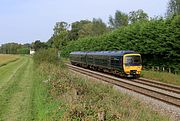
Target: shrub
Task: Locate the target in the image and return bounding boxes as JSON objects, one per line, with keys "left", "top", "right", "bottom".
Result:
{"left": 33, "top": 48, "right": 59, "bottom": 65}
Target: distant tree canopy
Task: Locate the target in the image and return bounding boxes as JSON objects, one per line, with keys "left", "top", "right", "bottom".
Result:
{"left": 47, "top": 19, "right": 109, "bottom": 50}
{"left": 167, "top": 0, "right": 180, "bottom": 17}
{"left": 128, "top": 9, "right": 149, "bottom": 23}
{"left": 0, "top": 43, "right": 30, "bottom": 54}
{"left": 108, "top": 9, "right": 149, "bottom": 28}
{"left": 109, "top": 10, "right": 128, "bottom": 28}
{"left": 32, "top": 40, "right": 48, "bottom": 51}
{"left": 70, "top": 20, "right": 92, "bottom": 40}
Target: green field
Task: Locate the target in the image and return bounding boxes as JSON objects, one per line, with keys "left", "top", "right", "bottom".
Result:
{"left": 0, "top": 56, "right": 34, "bottom": 120}
{"left": 0, "top": 55, "right": 171, "bottom": 120}
{"left": 0, "top": 55, "right": 60, "bottom": 120}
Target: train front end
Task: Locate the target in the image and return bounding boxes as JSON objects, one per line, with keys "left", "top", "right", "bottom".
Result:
{"left": 123, "top": 54, "right": 142, "bottom": 78}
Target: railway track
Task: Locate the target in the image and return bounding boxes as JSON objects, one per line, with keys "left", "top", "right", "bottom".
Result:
{"left": 132, "top": 78, "right": 180, "bottom": 94}
{"left": 66, "top": 64, "right": 180, "bottom": 108}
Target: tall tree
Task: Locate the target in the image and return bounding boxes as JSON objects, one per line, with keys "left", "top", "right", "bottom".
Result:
{"left": 53, "top": 22, "right": 69, "bottom": 36}
{"left": 78, "top": 22, "right": 93, "bottom": 38}
{"left": 167, "top": 0, "right": 180, "bottom": 17}
{"left": 92, "top": 18, "right": 108, "bottom": 36}
{"left": 69, "top": 19, "right": 108, "bottom": 38}
{"left": 69, "top": 20, "right": 91, "bottom": 40}
{"left": 109, "top": 10, "right": 128, "bottom": 29}
{"left": 128, "top": 9, "right": 149, "bottom": 23}
{"left": 48, "top": 21, "right": 69, "bottom": 50}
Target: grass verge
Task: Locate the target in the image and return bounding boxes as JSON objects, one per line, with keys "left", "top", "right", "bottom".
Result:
{"left": 141, "top": 70, "right": 180, "bottom": 86}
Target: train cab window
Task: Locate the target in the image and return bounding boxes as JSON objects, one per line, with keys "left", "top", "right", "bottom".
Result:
{"left": 125, "top": 56, "right": 141, "bottom": 66}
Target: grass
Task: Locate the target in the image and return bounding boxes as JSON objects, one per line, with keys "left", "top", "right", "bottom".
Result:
{"left": 0, "top": 56, "right": 34, "bottom": 120}
{"left": 31, "top": 66, "right": 63, "bottom": 121}
{"left": 0, "top": 56, "right": 49, "bottom": 121}
{"left": 0, "top": 54, "right": 19, "bottom": 67}
{"left": 141, "top": 70, "right": 180, "bottom": 86}
{"left": 0, "top": 55, "right": 64, "bottom": 120}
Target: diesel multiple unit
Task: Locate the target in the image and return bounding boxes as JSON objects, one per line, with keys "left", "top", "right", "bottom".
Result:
{"left": 70, "top": 51, "right": 142, "bottom": 78}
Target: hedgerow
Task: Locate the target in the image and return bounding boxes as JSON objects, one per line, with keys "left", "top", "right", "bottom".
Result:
{"left": 61, "top": 16, "right": 180, "bottom": 72}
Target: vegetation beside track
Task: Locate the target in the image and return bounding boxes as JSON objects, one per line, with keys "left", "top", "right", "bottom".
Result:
{"left": 34, "top": 62, "right": 169, "bottom": 120}
{"left": 141, "top": 70, "right": 180, "bottom": 86}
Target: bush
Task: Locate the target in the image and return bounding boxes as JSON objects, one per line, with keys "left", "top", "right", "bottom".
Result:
{"left": 17, "top": 48, "right": 30, "bottom": 54}
{"left": 33, "top": 48, "right": 59, "bottom": 65}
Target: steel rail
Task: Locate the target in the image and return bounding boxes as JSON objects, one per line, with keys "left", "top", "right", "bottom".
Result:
{"left": 136, "top": 78, "right": 180, "bottom": 93}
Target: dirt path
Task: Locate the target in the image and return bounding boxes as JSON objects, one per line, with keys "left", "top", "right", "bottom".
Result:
{"left": 0, "top": 57, "right": 35, "bottom": 121}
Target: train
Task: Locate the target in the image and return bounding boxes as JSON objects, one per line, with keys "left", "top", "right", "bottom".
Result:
{"left": 69, "top": 51, "right": 142, "bottom": 78}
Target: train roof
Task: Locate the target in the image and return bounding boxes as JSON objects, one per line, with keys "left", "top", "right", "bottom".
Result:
{"left": 70, "top": 51, "right": 87, "bottom": 55}
{"left": 70, "top": 50, "right": 138, "bottom": 56}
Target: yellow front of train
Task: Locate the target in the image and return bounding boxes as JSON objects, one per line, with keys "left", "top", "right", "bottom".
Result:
{"left": 123, "top": 54, "right": 142, "bottom": 78}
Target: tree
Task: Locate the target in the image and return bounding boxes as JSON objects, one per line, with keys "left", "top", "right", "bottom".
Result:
{"left": 109, "top": 10, "right": 128, "bottom": 29}
{"left": 128, "top": 9, "right": 149, "bottom": 23}
{"left": 79, "top": 18, "right": 108, "bottom": 36}
{"left": 92, "top": 18, "right": 108, "bottom": 36}
{"left": 68, "top": 20, "right": 91, "bottom": 40}
{"left": 32, "top": 40, "right": 47, "bottom": 51}
{"left": 167, "top": 0, "right": 180, "bottom": 17}
{"left": 48, "top": 21, "right": 69, "bottom": 50}
{"left": 78, "top": 22, "right": 93, "bottom": 38}
{"left": 53, "top": 22, "right": 69, "bottom": 36}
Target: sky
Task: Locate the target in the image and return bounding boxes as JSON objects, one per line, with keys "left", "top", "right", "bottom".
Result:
{"left": 0, "top": 0, "right": 169, "bottom": 45}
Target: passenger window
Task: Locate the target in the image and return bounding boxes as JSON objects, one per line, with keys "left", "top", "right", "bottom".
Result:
{"left": 111, "top": 57, "right": 120, "bottom": 66}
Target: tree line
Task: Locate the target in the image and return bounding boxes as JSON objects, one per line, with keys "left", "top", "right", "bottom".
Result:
{"left": 0, "top": 43, "right": 30, "bottom": 54}
{"left": 0, "top": 40, "right": 48, "bottom": 54}
{"left": 46, "top": 9, "right": 149, "bottom": 50}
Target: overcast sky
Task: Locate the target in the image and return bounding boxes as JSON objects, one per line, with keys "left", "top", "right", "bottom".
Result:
{"left": 0, "top": 0, "right": 169, "bottom": 45}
